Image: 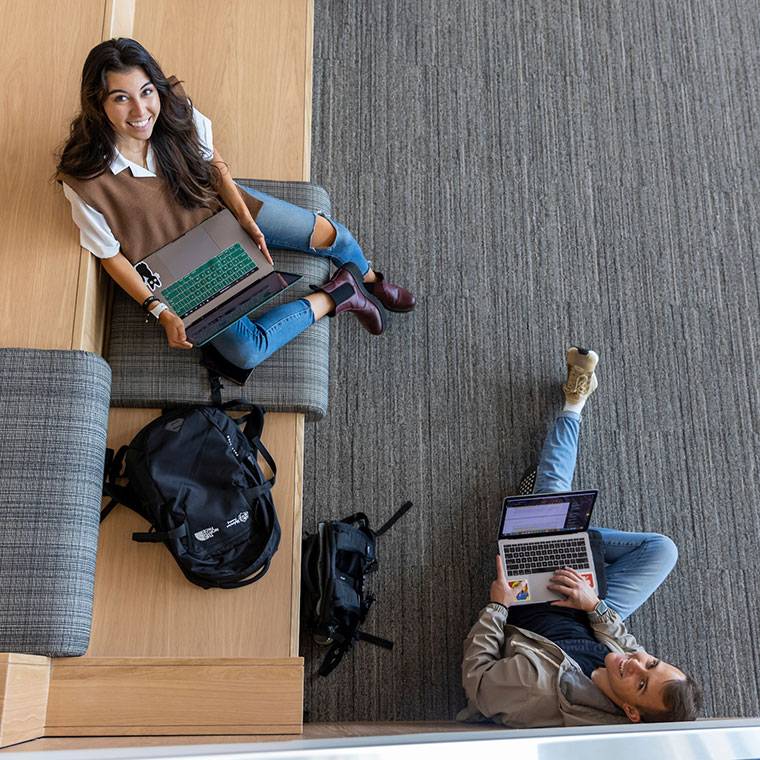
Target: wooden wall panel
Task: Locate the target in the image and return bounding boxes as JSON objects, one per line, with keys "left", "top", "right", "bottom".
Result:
{"left": 0, "top": 655, "right": 50, "bottom": 749}
{"left": 0, "top": 1, "right": 104, "bottom": 349}
{"left": 46, "top": 658, "right": 303, "bottom": 734}
{"left": 131, "top": 0, "right": 313, "bottom": 180}
{"left": 72, "top": 249, "right": 111, "bottom": 354}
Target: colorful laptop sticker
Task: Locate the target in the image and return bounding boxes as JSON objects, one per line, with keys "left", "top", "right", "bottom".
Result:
{"left": 508, "top": 579, "right": 530, "bottom": 601}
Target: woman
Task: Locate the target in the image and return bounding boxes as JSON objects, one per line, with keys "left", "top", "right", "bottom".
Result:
{"left": 57, "top": 38, "right": 415, "bottom": 381}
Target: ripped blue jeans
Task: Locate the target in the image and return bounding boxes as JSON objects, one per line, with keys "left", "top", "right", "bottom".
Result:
{"left": 210, "top": 186, "right": 370, "bottom": 369}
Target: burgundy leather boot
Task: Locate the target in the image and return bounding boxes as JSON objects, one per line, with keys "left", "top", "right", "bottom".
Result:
{"left": 365, "top": 271, "right": 416, "bottom": 313}
{"left": 316, "top": 263, "right": 385, "bottom": 335}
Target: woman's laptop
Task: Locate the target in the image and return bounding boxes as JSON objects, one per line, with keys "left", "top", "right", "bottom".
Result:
{"left": 134, "top": 209, "right": 301, "bottom": 346}
{"left": 497, "top": 490, "right": 599, "bottom": 605}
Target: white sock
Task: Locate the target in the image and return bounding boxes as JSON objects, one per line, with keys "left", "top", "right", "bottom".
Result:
{"left": 563, "top": 398, "right": 586, "bottom": 415}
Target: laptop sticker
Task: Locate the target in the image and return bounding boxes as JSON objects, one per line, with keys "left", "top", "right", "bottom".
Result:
{"left": 509, "top": 579, "right": 530, "bottom": 601}
{"left": 581, "top": 572, "right": 595, "bottom": 588}
{"left": 135, "top": 261, "right": 162, "bottom": 291}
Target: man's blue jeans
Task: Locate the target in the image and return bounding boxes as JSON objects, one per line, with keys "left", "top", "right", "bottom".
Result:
{"left": 535, "top": 411, "right": 678, "bottom": 620}
{"left": 210, "top": 187, "right": 371, "bottom": 369}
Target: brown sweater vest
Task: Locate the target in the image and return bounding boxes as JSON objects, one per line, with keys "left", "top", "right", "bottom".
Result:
{"left": 61, "top": 170, "right": 262, "bottom": 265}
{"left": 61, "top": 76, "right": 262, "bottom": 264}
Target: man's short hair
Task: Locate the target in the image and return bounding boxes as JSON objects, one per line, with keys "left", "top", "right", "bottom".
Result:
{"left": 639, "top": 674, "right": 704, "bottom": 723}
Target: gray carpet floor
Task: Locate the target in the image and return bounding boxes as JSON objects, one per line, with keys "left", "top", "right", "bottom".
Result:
{"left": 302, "top": 0, "right": 760, "bottom": 722}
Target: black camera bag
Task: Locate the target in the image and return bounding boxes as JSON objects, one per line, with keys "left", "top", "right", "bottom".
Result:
{"left": 301, "top": 501, "right": 412, "bottom": 676}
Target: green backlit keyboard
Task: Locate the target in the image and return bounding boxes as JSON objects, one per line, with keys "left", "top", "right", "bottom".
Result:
{"left": 162, "top": 243, "right": 258, "bottom": 317}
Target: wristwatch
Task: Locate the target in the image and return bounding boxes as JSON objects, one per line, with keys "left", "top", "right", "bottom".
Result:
{"left": 592, "top": 599, "right": 609, "bottom": 616}
{"left": 148, "top": 301, "right": 168, "bottom": 320}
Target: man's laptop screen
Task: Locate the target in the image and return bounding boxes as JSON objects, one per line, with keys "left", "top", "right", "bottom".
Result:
{"left": 499, "top": 491, "right": 596, "bottom": 539}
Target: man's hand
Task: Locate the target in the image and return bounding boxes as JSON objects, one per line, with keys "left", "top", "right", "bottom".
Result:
{"left": 490, "top": 555, "right": 519, "bottom": 607}
{"left": 159, "top": 310, "right": 193, "bottom": 349}
{"left": 547, "top": 566, "right": 600, "bottom": 612}
{"left": 240, "top": 216, "right": 272, "bottom": 264}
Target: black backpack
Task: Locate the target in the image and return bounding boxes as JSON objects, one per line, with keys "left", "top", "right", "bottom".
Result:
{"left": 301, "top": 501, "right": 412, "bottom": 676}
{"left": 102, "top": 402, "right": 280, "bottom": 589}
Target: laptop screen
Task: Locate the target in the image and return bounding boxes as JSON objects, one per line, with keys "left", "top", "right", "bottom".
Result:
{"left": 498, "top": 490, "right": 597, "bottom": 539}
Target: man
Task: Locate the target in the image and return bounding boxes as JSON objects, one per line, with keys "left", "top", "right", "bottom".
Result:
{"left": 458, "top": 348, "right": 703, "bottom": 727}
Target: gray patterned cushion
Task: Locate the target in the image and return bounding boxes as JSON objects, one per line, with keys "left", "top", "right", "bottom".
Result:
{"left": 107, "top": 180, "right": 332, "bottom": 420}
{"left": 0, "top": 349, "right": 111, "bottom": 656}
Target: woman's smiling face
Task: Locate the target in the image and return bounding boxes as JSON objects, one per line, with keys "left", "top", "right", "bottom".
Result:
{"left": 102, "top": 67, "right": 160, "bottom": 147}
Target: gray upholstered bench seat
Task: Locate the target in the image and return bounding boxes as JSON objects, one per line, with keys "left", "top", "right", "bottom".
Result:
{"left": 107, "top": 179, "right": 332, "bottom": 420}
{"left": 0, "top": 349, "right": 111, "bottom": 656}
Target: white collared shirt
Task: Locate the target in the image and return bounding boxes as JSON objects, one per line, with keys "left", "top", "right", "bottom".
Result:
{"left": 62, "top": 107, "right": 214, "bottom": 259}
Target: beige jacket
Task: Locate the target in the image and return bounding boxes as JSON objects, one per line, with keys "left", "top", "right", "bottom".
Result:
{"left": 457, "top": 603, "right": 644, "bottom": 728}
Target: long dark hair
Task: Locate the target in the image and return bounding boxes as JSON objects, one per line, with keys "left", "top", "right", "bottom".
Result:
{"left": 56, "top": 38, "right": 220, "bottom": 209}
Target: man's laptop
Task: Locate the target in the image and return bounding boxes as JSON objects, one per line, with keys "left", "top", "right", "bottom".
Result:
{"left": 134, "top": 209, "right": 301, "bottom": 346}
{"left": 497, "top": 490, "right": 599, "bottom": 605}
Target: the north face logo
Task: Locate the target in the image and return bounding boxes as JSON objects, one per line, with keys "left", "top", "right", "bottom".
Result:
{"left": 194, "top": 527, "right": 219, "bottom": 541}
{"left": 165, "top": 418, "right": 184, "bottom": 433}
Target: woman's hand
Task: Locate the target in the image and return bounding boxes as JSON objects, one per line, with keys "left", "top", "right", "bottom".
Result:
{"left": 490, "top": 555, "right": 519, "bottom": 607}
{"left": 240, "top": 216, "right": 272, "bottom": 265}
{"left": 547, "top": 566, "right": 600, "bottom": 612}
{"left": 159, "top": 310, "right": 193, "bottom": 349}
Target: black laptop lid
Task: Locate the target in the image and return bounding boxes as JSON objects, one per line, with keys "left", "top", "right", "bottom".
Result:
{"left": 498, "top": 490, "right": 598, "bottom": 540}
{"left": 187, "top": 271, "right": 302, "bottom": 346}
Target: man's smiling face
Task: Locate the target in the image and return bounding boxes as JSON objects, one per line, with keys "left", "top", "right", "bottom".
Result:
{"left": 592, "top": 649, "right": 687, "bottom": 722}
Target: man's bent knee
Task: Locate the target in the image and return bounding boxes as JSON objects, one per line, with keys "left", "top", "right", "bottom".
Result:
{"left": 651, "top": 534, "right": 679, "bottom": 572}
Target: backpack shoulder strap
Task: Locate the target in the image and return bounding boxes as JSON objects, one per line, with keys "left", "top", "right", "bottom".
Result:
{"left": 238, "top": 406, "right": 277, "bottom": 485}
{"left": 318, "top": 628, "right": 394, "bottom": 677}
{"left": 318, "top": 640, "right": 351, "bottom": 677}
{"left": 99, "top": 498, "right": 120, "bottom": 523}
{"left": 208, "top": 368, "right": 223, "bottom": 405}
{"left": 356, "top": 630, "right": 394, "bottom": 650}
{"left": 340, "top": 512, "right": 370, "bottom": 529}
{"left": 374, "top": 500, "right": 413, "bottom": 537}
{"left": 101, "top": 445, "right": 147, "bottom": 522}
{"left": 239, "top": 404, "right": 265, "bottom": 440}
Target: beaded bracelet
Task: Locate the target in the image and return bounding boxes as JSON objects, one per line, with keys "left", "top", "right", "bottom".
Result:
{"left": 141, "top": 295, "right": 160, "bottom": 312}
